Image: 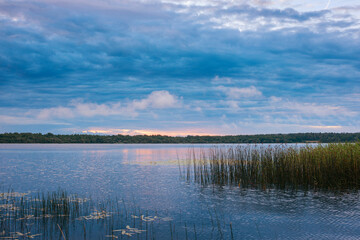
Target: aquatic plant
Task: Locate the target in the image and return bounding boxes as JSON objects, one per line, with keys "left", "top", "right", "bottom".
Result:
{"left": 183, "top": 143, "right": 360, "bottom": 190}
{"left": 0, "top": 190, "right": 226, "bottom": 239}
{"left": 0, "top": 190, "right": 148, "bottom": 239}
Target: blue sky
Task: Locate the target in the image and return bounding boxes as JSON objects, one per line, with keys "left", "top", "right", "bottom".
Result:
{"left": 0, "top": 0, "right": 359, "bottom": 135}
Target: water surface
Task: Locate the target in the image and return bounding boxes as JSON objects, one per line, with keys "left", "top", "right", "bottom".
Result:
{"left": 1, "top": 144, "right": 359, "bottom": 239}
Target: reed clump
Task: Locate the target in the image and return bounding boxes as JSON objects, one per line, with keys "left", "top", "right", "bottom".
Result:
{"left": 0, "top": 190, "right": 198, "bottom": 239}
{"left": 184, "top": 143, "right": 360, "bottom": 190}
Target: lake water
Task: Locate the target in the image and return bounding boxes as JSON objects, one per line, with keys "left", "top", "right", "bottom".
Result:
{"left": 1, "top": 144, "right": 360, "bottom": 239}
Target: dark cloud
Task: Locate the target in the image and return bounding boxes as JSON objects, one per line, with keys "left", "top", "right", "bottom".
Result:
{"left": 216, "top": 5, "right": 329, "bottom": 22}
{"left": 0, "top": 0, "right": 359, "bottom": 133}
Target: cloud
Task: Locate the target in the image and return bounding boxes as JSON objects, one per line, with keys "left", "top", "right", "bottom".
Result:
{"left": 72, "top": 102, "right": 121, "bottom": 117}
{"left": 224, "top": 100, "right": 240, "bottom": 109}
{"left": 219, "top": 121, "right": 348, "bottom": 134}
{"left": 268, "top": 97, "right": 357, "bottom": 117}
{"left": 308, "top": 125, "right": 342, "bottom": 129}
{"left": 0, "top": 0, "right": 359, "bottom": 134}
{"left": 211, "top": 75, "right": 232, "bottom": 84}
{"left": 216, "top": 86, "right": 262, "bottom": 99}
{"left": 81, "top": 127, "right": 218, "bottom": 136}
{"left": 216, "top": 5, "right": 329, "bottom": 22}
{"left": 36, "top": 91, "right": 181, "bottom": 120}
{"left": 325, "top": 0, "right": 331, "bottom": 10}
{"left": 37, "top": 106, "right": 75, "bottom": 119}
{"left": 0, "top": 115, "right": 64, "bottom": 125}
{"left": 132, "top": 90, "right": 181, "bottom": 110}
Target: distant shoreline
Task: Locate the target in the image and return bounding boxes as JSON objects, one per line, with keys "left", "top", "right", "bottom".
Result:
{"left": 0, "top": 132, "right": 359, "bottom": 144}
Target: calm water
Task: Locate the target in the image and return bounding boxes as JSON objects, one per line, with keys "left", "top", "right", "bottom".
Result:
{"left": 1, "top": 144, "right": 360, "bottom": 239}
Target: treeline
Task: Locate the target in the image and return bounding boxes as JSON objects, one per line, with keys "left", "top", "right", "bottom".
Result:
{"left": 0, "top": 132, "right": 360, "bottom": 143}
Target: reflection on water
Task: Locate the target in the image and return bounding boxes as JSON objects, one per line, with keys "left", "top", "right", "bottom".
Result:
{"left": 122, "top": 147, "right": 181, "bottom": 164}
{"left": 1, "top": 144, "right": 360, "bottom": 239}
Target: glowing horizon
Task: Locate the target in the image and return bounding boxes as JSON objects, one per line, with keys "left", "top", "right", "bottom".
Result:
{"left": 82, "top": 128, "right": 219, "bottom": 137}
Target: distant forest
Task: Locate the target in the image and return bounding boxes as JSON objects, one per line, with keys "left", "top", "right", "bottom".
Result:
{"left": 0, "top": 132, "right": 360, "bottom": 143}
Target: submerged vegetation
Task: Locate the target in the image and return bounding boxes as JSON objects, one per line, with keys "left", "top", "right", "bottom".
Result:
{"left": 1, "top": 132, "right": 360, "bottom": 144}
{"left": 0, "top": 190, "right": 174, "bottom": 239}
{"left": 183, "top": 143, "right": 360, "bottom": 190}
{"left": 0, "top": 190, "right": 228, "bottom": 240}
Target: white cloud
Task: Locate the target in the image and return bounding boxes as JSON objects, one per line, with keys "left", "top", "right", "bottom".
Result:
{"left": 219, "top": 121, "right": 344, "bottom": 134}
{"left": 132, "top": 90, "right": 181, "bottom": 110}
{"left": 269, "top": 97, "right": 357, "bottom": 117}
{"left": 81, "top": 127, "right": 218, "bottom": 136}
{"left": 159, "top": 0, "right": 360, "bottom": 34}
{"left": 211, "top": 75, "right": 232, "bottom": 84}
{"left": 36, "top": 90, "right": 181, "bottom": 120}
{"left": 72, "top": 101, "right": 122, "bottom": 117}
{"left": 308, "top": 125, "right": 342, "bottom": 129}
{"left": 0, "top": 115, "right": 68, "bottom": 125}
{"left": 216, "top": 85, "right": 262, "bottom": 99}
{"left": 38, "top": 107, "right": 75, "bottom": 119}
{"left": 224, "top": 100, "right": 240, "bottom": 109}
{"left": 269, "top": 96, "right": 282, "bottom": 102}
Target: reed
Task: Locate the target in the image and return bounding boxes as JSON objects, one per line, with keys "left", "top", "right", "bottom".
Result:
{"left": 0, "top": 190, "right": 224, "bottom": 239}
{"left": 0, "top": 190, "right": 153, "bottom": 239}
{"left": 184, "top": 143, "right": 360, "bottom": 190}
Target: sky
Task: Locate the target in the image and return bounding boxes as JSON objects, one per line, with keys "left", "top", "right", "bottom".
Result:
{"left": 0, "top": 0, "right": 359, "bottom": 136}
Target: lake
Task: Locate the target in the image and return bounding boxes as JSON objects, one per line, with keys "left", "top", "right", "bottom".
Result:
{"left": 1, "top": 144, "right": 360, "bottom": 239}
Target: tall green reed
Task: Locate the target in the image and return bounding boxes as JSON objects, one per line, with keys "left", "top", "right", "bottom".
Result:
{"left": 184, "top": 143, "right": 360, "bottom": 190}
